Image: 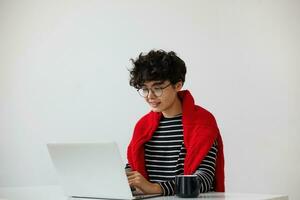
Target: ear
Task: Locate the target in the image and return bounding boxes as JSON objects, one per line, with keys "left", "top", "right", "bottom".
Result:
{"left": 175, "top": 81, "right": 183, "bottom": 91}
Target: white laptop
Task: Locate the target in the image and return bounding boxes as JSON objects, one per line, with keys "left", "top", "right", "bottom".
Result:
{"left": 47, "top": 142, "right": 161, "bottom": 200}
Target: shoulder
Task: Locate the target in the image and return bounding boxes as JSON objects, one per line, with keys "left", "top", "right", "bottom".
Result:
{"left": 192, "top": 105, "right": 217, "bottom": 126}
{"left": 179, "top": 90, "right": 217, "bottom": 126}
{"left": 133, "top": 111, "right": 161, "bottom": 131}
{"left": 129, "top": 111, "right": 161, "bottom": 144}
{"left": 135, "top": 111, "right": 154, "bottom": 127}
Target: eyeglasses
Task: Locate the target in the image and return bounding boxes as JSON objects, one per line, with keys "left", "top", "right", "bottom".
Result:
{"left": 137, "top": 83, "right": 172, "bottom": 97}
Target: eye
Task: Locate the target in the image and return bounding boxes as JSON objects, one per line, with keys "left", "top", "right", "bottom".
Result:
{"left": 141, "top": 88, "right": 149, "bottom": 93}
{"left": 153, "top": 87, "right": 161, "bottom": 92}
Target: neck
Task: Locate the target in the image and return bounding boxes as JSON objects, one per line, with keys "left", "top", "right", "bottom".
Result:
{"left": 162, "top": 95, "right": 182, "bottom": 118}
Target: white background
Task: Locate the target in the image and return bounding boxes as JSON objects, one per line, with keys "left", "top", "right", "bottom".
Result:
{"left": 0, "top": 0, "right": 299, "bottom": 199}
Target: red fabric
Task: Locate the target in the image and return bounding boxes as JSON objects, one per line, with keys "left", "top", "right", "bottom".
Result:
{"left": 127, "top": 90, "right": 225, "bottom": 192}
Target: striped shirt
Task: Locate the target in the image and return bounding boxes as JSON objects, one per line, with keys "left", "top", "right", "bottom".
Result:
{"left": 127, "top": 115, "right": 218, "bottom": 196}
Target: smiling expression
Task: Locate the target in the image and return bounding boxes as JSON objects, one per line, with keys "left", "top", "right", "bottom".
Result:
{"left": 141, "top": 80, "right": 183, "bottom": 117}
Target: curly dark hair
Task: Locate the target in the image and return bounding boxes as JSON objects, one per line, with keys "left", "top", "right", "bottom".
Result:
{"left": 129, "top": 49, "right": 187, "bottom": 89}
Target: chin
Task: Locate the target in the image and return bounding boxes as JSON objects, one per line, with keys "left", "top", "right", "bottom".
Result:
{"left": 151, "top": 107, "right": 161, "bottom": 112}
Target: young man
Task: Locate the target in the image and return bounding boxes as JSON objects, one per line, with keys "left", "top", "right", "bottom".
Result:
{"left": 126, "top": 50, "right": 225, "bottom": 196}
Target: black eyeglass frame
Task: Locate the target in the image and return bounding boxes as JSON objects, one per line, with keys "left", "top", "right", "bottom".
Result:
{"left": 137, "top": 83, "right": 172, "bottom": 97}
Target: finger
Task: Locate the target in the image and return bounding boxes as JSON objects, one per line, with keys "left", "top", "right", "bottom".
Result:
{"left": 126, "top": 171, "right": 134, "bottom": 176}
{"left": 127, "top": 172, "right": 140, "bottom": 180}
{"left": 127, "top": 176, "right": 136, "bottom": 181}
{"left": 128, "top": 177, "right": 141, "bottom": 185}
{"left": 127, "top": 171, "right": 140, "bottom": 176}
{"left": 128, "top": 180, "right": 134, "bottom": 186}
{"left": 127, "top": 173, "right": 138, "bottom": 180}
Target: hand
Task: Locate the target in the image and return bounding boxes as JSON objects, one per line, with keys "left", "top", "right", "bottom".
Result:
{"left": 126, "top": 171, "right": 163, "bottom": 194}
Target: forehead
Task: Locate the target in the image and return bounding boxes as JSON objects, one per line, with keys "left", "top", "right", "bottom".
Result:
{"left": 142, "top": 80, "right": 166, "bottom": 87}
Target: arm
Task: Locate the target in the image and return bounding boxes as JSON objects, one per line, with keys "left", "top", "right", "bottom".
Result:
{"left": 194, "top": 140, "right": 218, "bottom": 193}
{"left": 125, "top": 141, "right": 218, "bottom": 195}
{"left": 155, "top": 141, "right": 218, "bottom": 195}
{"left": 127, "top": 171, "right": 163, "bottom": 194}
{"left": 125, "top": 164, "right": 163, "bottom": 195}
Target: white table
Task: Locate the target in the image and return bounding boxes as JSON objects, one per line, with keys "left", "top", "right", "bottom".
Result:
{"left": 0, "top": 185, "right": 288, "bottom": 200}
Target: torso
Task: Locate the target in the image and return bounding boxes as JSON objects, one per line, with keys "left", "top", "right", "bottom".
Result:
{"left": 144, "top": 115, "right": 186, "bottom": 182}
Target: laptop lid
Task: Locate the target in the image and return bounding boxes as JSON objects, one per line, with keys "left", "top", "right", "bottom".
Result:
{"left": 47, "top": 142, "right": 134, "bottom": 200}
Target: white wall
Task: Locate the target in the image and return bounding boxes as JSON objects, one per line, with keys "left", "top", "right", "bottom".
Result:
{"left": 1, "top": 0, "right": 299, "bottom": 199}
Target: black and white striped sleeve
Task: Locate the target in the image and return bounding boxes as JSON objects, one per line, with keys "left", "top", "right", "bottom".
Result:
{"left": 157, "top": 141, "right": 218, "bottom": 196}
{"left": 194, "top": 140, "right": 218, "bottom": 193}
{"left": 157, "top": 180, "right": 175, "bottom": 196}
{"left": 125, "top": 163, "right": 131, "bottom": 170}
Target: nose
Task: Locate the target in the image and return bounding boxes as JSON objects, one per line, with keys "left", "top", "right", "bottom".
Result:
{"left": 147, "top": 89, "right": 156, "bottom": 99}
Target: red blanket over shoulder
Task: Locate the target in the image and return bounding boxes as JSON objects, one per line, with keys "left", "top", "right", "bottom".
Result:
{"left": 127, "top": 90, "right": 225, "bottom": 192}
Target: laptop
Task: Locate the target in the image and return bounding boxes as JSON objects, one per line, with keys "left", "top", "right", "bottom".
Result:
{"left": 47, "top": 142, "right": 161, "bottom": 200}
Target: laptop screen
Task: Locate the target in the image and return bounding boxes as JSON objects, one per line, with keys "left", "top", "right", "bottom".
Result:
{"left": 47, "top": 142, "right": 134, "bottom": 199}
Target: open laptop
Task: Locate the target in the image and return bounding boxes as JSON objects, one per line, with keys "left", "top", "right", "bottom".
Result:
{"left": 47, "top": 142, "right": 161, "bottom": 200}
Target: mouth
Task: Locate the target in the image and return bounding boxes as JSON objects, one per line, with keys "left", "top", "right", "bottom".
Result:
{"left": 149, "top": 102, "right": 161, "bottom": 108}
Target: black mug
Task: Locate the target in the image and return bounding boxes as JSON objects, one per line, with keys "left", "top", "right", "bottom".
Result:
{"left": 175, "top": 175, "right": 200, "bottom": 198}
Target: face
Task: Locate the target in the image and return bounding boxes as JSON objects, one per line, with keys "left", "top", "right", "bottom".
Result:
{"left": 140, "top": 80, "right": 183, "bottom": 115}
